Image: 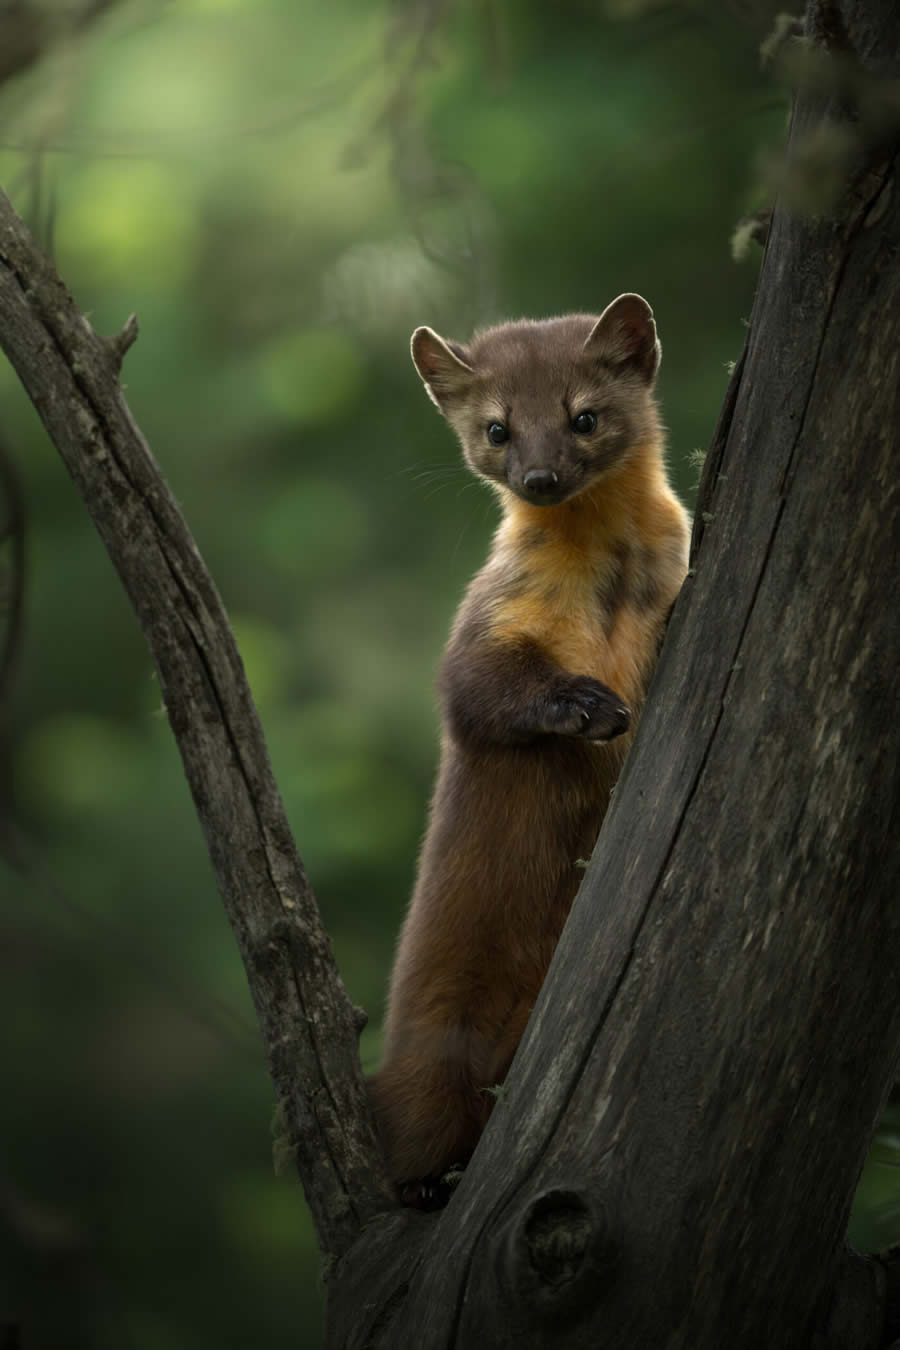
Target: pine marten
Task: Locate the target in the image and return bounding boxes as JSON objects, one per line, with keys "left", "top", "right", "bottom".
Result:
{"left": 371, "top": 294, "right": 690, "bottom": 1201}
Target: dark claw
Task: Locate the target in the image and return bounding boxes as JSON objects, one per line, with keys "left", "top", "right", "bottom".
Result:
{"left": 542, "top": 676, "right": 631, "bottom": 741}
{"left": 398, "top": 1163, "right": 466, "bottom": 1211}
{"left": 399, "top": 1176, "right": 452, "bottom": 1211}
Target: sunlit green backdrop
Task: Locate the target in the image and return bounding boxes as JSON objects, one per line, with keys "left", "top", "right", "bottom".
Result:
{"left": 1, "top": 1, "right": 896, "bottom": 1346}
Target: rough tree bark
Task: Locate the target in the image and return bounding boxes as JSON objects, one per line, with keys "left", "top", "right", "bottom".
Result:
{"left": 0, "top": 0, "right": 898, "bottom": 1344}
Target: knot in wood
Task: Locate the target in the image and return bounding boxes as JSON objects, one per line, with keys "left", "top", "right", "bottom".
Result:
{"left": 503, "top": 1186, "right": 617, "bottom": 1323}
{"left": 525, "top": 1193, "right": 590, "bottom": 1287}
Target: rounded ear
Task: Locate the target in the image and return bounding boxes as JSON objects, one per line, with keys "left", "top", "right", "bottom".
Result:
{"left": 583, "top": 294, "right": 660, "bottom": 383}
{"left": 411, "top": 326, "right": 474, "bottom": 410}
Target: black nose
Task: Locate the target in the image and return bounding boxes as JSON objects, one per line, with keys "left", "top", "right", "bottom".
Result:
{"left": 523, "top": 469, "right": 559, "bottom": 496}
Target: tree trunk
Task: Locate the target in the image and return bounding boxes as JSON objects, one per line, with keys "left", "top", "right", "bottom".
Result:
{"left": 326, "top": 0, "right": 900, "bottom": 1344}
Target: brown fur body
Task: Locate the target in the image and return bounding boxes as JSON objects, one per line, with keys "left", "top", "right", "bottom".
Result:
{"left": 372, "top": 297, "right": 689, "bottom": 1190}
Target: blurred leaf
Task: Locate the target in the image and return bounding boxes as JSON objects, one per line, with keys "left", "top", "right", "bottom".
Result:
{"left": 219, "top": 1170, "right": 317, "bottom": 1280}
{"left": 17, "top": 713, "right": 145, "bottom": 815}
{"left": 258, "top": 476, "right": 370, "bottom": 578}
{"left": 56, "top": 161, "right": 197, "bottom": 286}
{"left": 849, "top": 1107, "right": 900, "bottom": 1253}
{"left": 231, "top": 613, "right": 293, "bottom": 709}
{"left": 258, "top": 328, "right": 366, "bottom": 426}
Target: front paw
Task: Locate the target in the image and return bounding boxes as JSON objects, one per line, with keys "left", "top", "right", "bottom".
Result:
{"left": 541, "top": 676, "right": 630, "bottom": 742}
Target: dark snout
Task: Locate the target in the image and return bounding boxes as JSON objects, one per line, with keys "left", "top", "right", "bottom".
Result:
{"left": 507, "top": 450, "right": 572, "bottom": 506}
{"left": 524, "top": 468, "right": 559, "bottom": 496}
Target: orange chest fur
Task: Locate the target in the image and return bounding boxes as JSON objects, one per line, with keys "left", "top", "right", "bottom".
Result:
{"left": 488, "top": 533, "right": 666, "bottom": 706}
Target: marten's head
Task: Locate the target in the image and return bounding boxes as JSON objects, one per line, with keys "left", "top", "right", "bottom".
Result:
{"left": 411, "top": 294, "right": 661, "bottom": 507}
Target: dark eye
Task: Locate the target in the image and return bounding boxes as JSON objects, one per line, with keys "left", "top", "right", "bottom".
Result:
{"left": 487, "top": 422, "right": 509, "bottom": 446}
{"left": 571, "top": 410, "right": 596, "bottom": 435}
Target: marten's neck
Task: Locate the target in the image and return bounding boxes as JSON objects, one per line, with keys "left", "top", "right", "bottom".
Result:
{"left": 495, "top": 440, "right": 669, "bottom": 562}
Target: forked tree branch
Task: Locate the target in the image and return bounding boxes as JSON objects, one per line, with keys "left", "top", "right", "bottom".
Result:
{"left": 2, "top": 0, "right": 899, "bottom": 1335}
{"left": 0, "top": 187, "right": 395, "bottom": 1263}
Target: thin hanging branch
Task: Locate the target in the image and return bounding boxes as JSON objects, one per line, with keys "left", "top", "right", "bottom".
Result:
{"left": 0, "top": 186, "right": 395, "bottom": 1263}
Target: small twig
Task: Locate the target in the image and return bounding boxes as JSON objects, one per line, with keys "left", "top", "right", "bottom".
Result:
{"left": 104, "top": 311, "right": 138, "bottom": 372}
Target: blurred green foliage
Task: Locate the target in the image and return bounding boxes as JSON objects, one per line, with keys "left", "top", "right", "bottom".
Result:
{"left": 0, "top": 1, "right": 896, "bottom": 1346}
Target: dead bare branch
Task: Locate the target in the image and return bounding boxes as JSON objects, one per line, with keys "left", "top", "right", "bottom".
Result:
{"left": 0, "top": 186, "right": 395, "bottom": 1264}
